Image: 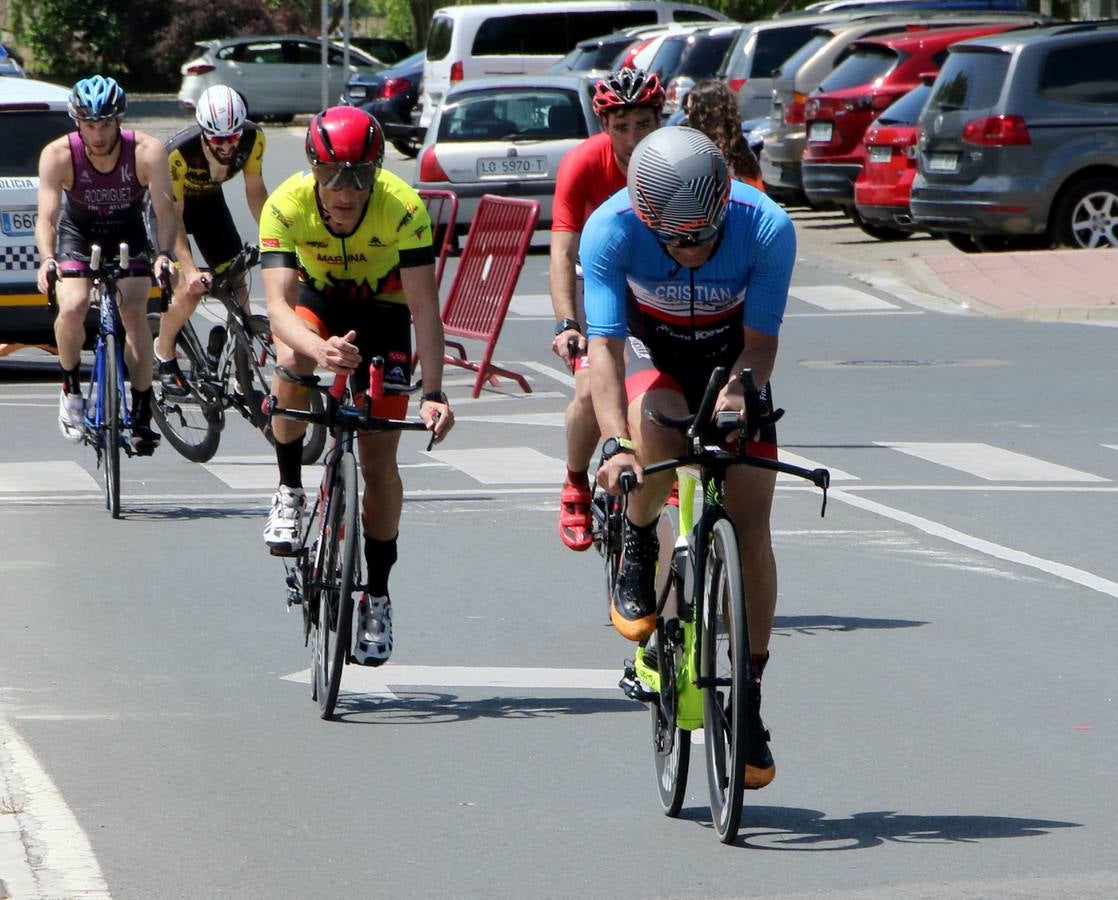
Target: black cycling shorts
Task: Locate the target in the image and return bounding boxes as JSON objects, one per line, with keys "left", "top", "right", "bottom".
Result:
{"left": 56, "top": 211, "right": 152, "bottom": 278}
{"left": 182, "top": 192, "right": 242, "bottom": 271}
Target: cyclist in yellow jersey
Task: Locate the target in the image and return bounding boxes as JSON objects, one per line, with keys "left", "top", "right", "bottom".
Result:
{"left": 155, "top": 85, "right": 269, "bottom": 394}
{"left": 260, "top": 106, "right": 453, "bottom": 666}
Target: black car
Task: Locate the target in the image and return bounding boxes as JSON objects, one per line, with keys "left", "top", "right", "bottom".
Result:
{"left": 342, "top": 50, "right": 425, "bottom": 157}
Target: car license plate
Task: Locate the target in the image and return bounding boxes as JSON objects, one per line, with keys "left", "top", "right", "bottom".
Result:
{"left": 1, "top": 210, "right": 36, "bottom": 236}
{"left": 348, "top": 86, "right": 367, "bottom": 99}
{"left": 808, "top": 122, "right": 832, "bottom": 142}
{"left": 868, "top": 146, "right": 893, "bottom": 164}
{"left": 476, "top": 156, "right": 547, "bottom": 177}
{"left": 928, "top": 152, "right": 959, "bottom": 173}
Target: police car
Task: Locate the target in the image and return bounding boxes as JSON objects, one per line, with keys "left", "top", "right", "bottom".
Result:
{"left": 0, "top": 77, "right": 72, "bottom": 345}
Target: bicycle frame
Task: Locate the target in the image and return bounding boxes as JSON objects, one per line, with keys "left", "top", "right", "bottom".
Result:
{"left": 84, "top": 271, "right": 132, "bottom": 450}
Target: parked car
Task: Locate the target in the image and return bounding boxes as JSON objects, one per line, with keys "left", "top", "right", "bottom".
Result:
{"left": 801, "top": 21, "right": 1024, "bottom": 213}
{"left": 545, "top": 31, "right": 646, "bottom": 77}
{"left": 178, "top": 35, "right": 382, "bottom": 121}
{"left": 0, "top": 78, "right": 76, "bottom": 344}
{"left": 852, "top": 81, "right": 933, "bottom": 238}
{"left": 0, "top": 44, "right": 25, "bottom": 77}
{"left": 759, "top": 11, "right": 1045, "bottom": 204}
{"left": 348, "top": 36, "right": 412, "bottom": 65}
{"left": 910, "top": 21, "right": 1118, "bottom": 251}
{"left": 414, "top": 75, "right": 598, "bottom": 232}
{"left": 343, "top": 50, "right": 425, "bottom": 158}
{"left": 802, "top": 0, "right": 1027, "bottom": 12}
{"left": 661, "top": 24, "right": 745, "bottom": 118}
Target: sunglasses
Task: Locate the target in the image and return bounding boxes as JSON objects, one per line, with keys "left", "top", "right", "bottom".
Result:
{"left": 657, "top": 225, "right": 720, "bottom": 250}
{"left": 313, "top": 161, "right": 377, "bottom": 191}
{"left": 204, "top": 130, "right": 242, "bottom": 147}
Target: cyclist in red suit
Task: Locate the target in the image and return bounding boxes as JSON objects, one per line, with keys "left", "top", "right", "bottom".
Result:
{"left": 550, "top": 67, "right": 664, "bottom": 551}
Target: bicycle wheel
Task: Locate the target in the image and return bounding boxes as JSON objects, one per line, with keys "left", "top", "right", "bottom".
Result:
{"left": 233, "top": 316, "right": 326, "bottom": 464}
{"left": 151, "top": 323, "right": 223, "bottom": 463}
{"left": 602, "top": 493, "right": 624, "bottom": 620}
{"left": 312, "top": 451, "right": 359, "bottom": 720}
{"left": 700, "top": 516, "right": 749, "bottom": 843}
{"left": 103, "top": 333, "right": 121, "bottom": 519}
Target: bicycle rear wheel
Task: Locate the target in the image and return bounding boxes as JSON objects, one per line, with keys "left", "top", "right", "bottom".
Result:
{"left": 233, "top": 317, "right": 326, "bottom": 465}
{"left": 312, "top": 451, "right": 359, "bottom": 720}
{"left": 700, "top": 517, "right": 749, "bottom": 843}
{"left": 651, "top": 504, "right": 690, "bottom": 816}
{"left": 151, "top": 323, "right": 223, "bottom": 463}
{"left": 103, "top": 333, "right": 121, "bottom": 518}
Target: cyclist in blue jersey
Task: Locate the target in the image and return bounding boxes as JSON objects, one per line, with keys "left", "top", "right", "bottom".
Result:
{"left": 583, "top": 126, "right": 796, "bottom": 790}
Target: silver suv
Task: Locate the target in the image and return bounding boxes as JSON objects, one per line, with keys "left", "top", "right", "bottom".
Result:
{"left": 911, "top": 21, "right": 1118, "bottom": 250}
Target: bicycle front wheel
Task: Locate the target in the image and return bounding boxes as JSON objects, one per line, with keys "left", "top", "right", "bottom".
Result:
{"left": 312, "top": 451, "right": 359, "bottom": 720}
{"left": 103, "top": 332, "right": 121, "bottom": 518}
{"left": 700, "top": 517, "right": 749, "bottom": 843}
{"left": 651, "top": 501, "right": 690, "bottom": 816}
{"left": 151, "top": 323, "right": 223, "bottom": 463}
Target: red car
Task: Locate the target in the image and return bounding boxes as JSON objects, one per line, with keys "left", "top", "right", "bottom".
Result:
{"left": 801, "top": 22, "right": 1024, "bottom": 214}
{"left": 852, "top": 81, "right": 933, "bottom": 240}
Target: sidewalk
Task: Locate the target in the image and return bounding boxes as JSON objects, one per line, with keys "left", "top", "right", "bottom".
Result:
{"left": 902, "top": 247, "right": 1118, "bottom": 321}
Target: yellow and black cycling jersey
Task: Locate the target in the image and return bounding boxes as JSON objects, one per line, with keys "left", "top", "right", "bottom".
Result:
{"left": 166, "top": 123, "right": 265, "bottom": 202}
{"left": 258, "top": 169, "right": 434, "bottom": 304}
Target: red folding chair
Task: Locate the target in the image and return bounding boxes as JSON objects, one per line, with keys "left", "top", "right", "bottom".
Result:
{"left": 437, "top": 194, "right": 540, "bottom": 398}
{"left": 416, "top": 188, "right": 458, "bottom": 290}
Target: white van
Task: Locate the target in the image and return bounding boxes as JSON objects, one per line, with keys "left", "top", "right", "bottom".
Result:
{"left": 420, "top": 0, "right": 727, "bottom": 126}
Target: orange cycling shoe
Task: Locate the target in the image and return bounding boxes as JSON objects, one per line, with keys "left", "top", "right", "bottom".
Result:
{"left": 558, "top": 480, "right": 593, "bottom": 551}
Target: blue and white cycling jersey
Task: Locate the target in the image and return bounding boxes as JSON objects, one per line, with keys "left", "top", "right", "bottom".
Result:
{"left": 581, "top": 180, "right": 796, "bottom": 374}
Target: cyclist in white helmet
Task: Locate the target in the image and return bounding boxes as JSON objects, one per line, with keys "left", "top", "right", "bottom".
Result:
{"left": 155, "top": 84, "right": 269, "bottom": 395}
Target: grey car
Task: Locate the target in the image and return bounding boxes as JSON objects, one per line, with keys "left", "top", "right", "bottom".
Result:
{"left": 910, "top": 21, "right": 1118, "bottom": 251}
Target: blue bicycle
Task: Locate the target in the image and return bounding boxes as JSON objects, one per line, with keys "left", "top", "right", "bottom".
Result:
{"left": 49, "top": 242, "right": 170, "bottom": 518}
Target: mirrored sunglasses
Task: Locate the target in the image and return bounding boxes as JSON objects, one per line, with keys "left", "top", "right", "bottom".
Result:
{"left": 313, "top": 161, "right": 377, "bottom": 191}
{"left": 657, "top": 224, "right": 720, "bottom": 250}
{"left": 204, "top": 130, "right": 242, "bottom": 146}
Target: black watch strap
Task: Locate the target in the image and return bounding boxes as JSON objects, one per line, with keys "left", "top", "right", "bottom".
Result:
{"left": 554, "top": 317, "right": 581, "bottom": 336}
{"left": 421, "top": 390, "right": 448, "bottom": 404}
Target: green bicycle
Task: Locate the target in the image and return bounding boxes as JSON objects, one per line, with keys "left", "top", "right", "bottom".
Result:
{"left": 619, "top": 367, "right": 830, "bottom": 843}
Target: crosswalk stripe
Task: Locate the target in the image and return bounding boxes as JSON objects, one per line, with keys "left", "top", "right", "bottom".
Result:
{"left": 778, "top": 450, "right": 858, "bottom": 482}
{"left": 876, "top": 442, "right": 1108, "bottom": 482}
{"left": 423, "top": 446, "right": 564, "bottom": 484}
{"left": 789, "top": 285, "right": 900, "bottom": 311}
{"left": 0, "top": 461, "right": 97, "bottom": 492}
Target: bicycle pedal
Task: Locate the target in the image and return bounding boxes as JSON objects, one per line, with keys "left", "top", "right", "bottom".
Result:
{"left": 619, "top": 666, "right": 658, "bottom": 704}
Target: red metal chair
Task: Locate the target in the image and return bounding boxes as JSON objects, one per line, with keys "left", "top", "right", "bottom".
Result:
{"left": 436, "top": 194, "right": 540, "bottom": 398}
{"left": 416, "top": 188, "right": 458, "bottom": 290}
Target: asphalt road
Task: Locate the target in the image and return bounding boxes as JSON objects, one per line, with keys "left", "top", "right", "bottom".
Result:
{"left": 0, "top": 113, "right": 1116, "bottom": 899}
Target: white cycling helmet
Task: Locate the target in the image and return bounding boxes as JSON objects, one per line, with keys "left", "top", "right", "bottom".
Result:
{"left": 195, "top": 85, "right": 246, "bottom": 138}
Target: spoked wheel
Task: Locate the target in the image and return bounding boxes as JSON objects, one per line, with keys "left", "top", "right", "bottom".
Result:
{"left": 103, "top": 332, "right": 121, "bottom": 518}
{"left": 651, "top": 503, "right": 690, "bottom": 816}
{"left": 233, "top": 315, "right": 326, "bottom": 464}
{"left": 151, "top": 323, "right": 223, "bottom": 463}
{"left": 700, "top": 517, "right": 749, "bottom": 843}
{"left": 312, "top": 452, "right": 359, "bottom": 720}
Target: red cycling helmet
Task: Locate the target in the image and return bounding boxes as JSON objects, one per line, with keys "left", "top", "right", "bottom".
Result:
{"left": 592, "top": 68, "right": 665, "bottom": 117}
{"left": 305, "top": 106, "right": 385, "bottom": 168}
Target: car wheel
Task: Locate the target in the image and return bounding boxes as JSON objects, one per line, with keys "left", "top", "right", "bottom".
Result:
{"left": 973, "top": 234, "right": 1052, "bottom": 253}
{"left": 850, "top": 208, "right": 911, "bottom": 242}
{"left": 1052, "top": 177, "right": 1118, "bottom": 249}
{"left": 392, "top": 137, "right": 421, "bottom": 159}
{"left": 944, "top": 232, "right": 981, "bottom": 253}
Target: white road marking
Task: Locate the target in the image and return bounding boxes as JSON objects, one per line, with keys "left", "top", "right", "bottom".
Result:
{"left": 281, "top": 664, "right": 622, "bottom": 700}
{"left": 789, "top": 285, "right": 900, "bottom": 311}
{"left": 423, "top": 446, "right": 564, "bottom": 484}
{"left": 0, "top": 461, "right": 97, "bottom": 492}
{"left": 0, "top": 716, "right": 110, "bottom": 899}
{"left": 458, "top": 412, "right": 565, "bottom": 428}
{"left": 508, "top": 293, "right": 556, "bottom": 317}
{"left": 449, "top": 390, "right": 565, "bottom": 406}
{"left": 830, "top": 489, "right": 1118, "bottom": 599}
{"left": 516, "top": 360, "right": 575, "bottom": 389}
{"left": 877, "top": 441, "right": 1107, "bottom": 482}
{"left": 203, "top": 461, "right": 325, "bottom": 490}
{"left": 777, "top": 450, "right": 858, "bottom": 482}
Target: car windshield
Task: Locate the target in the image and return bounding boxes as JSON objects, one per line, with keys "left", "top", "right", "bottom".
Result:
{"left": 675, "top": 32, "right": 737, "bottom": 79}
{"left": 0, "top": 110, "right": 71, "bottom": 176}
{"left": 438, "top": 89, "right": 587, "bottom": 141}
{"left": 928, "top": 47, "right": 1009, "bottom": 111}
{"left": 774, "top": 32, "right": 831, "bottom": 80}
{"left": 817, "top": 45, "right": 898, "bottom": 92}
{"left": 648, "top": 35, "right": 690, "bottom": 80}
{"left": 876, "top": 82, "right": 932, "bottom": 125}
{"left": 553, "top": 37, "right": 633, "bottom": 73}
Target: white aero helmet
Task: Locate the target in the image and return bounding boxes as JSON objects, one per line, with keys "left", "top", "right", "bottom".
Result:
{"left": 627, "top": 126, "right": 730, "bottom": 245}
{"left": 196, "top": 85, "right": 247, "bottom": 138}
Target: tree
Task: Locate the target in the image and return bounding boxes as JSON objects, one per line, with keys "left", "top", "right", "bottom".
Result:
{"left": 12, "top": 0, "right": 122, "bottom": 79}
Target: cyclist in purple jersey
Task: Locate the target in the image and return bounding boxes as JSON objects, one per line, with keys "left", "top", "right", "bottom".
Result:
{"left": 35, "top": 75, "right": 179, "bottom": 452}
{"left": 583, "top": 127, "right": 796, "bottom": 790}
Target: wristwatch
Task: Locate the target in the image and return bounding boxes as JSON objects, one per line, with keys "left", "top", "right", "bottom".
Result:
{"left": 157, "top": 249, "right": 178, "bottom": 263}
{"left": 420, "top": 389, "right": 448, "bottom": 404}
{"left": 601, "top": 436, "right": 635, "bottom": 460}
{"left": 553, "top": 317, "right": 581, "bottom": 337}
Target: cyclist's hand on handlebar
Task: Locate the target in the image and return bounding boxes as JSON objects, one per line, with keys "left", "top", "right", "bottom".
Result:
{"left": 154, "top": 255, "right": 177, "bottom": 287}
{"left": 419, "top": 397, "right": 454, "bottom": 443}
{"left": 714, "top": 382, "right": 747, "bottom": 443}
{"left": 318, "top": 329, "right": 361, "bottom": 375}
{"left": 596, "top": 451, "right": 642, "bottom": 496}
{"left": 37, "top": 258, "right": 58, "bottom": 295}
{"left": 186, "top": 267, "right": 210, "bottom": 297}
{"left": 551, "top": 328, "right": 585, "bottom": 366}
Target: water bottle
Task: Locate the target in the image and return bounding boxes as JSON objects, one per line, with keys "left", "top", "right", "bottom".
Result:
{"left": 207, "top": 324, "right": 226, "bottom": 370}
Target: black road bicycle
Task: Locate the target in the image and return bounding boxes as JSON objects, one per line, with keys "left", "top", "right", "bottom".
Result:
{"left": 270, "top": 359, "right": 434, "bottom": 720}
{"left": 616, "top": 367, "right": 830, "bottom": 843}
{"left": 150, "top": 244, "right": 326, "bottom": 464}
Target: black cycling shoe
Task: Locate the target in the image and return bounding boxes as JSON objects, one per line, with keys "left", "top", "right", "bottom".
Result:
{"left": 742, "top": 690, "right": 776, "bottom": 790}
{"left": 130, "top": 424, "right": 162, "bottom": 456}
{"left": 611, "top": 522, "right": 658, "bottom": 642}
{"left": 156, "top": 357, "right": 190, "bottom": 397}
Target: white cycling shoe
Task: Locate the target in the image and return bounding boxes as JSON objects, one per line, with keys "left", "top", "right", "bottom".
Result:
{"left": 58, "top": 389, "right": 84, "bottom": 443}
{"left": 352, "top": 593, "right": 392, "bottom": 666}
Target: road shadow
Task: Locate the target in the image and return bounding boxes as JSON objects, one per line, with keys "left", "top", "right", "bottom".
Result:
{"left": 125, "top": 504, "right": 263, "bottom": 521}
{"left": 674, "top": 805, "right": 1080, "bottom": 850}
{"left": 333, "top": 690, "right": 639, "bottom": 724}
{"left": 773, "top": 614, "right": 925, "bottom": 635}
